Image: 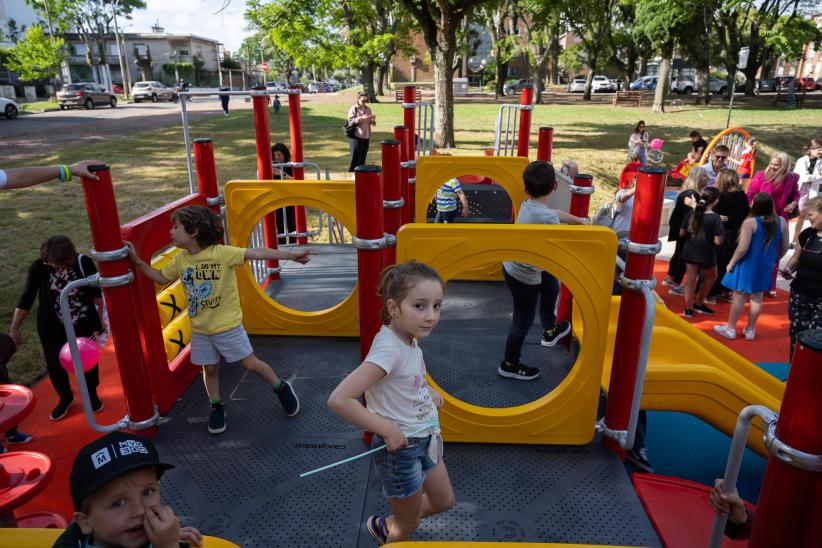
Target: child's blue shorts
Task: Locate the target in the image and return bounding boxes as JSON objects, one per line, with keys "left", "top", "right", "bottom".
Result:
{"left": 372, "top": 434, "right": 436, "bottom": 500}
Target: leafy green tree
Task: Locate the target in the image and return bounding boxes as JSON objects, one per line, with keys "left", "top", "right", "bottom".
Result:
{"left": 634, "top": 0, "right": 688, "bottom": 111}
{"left": 561, "top": 0, "right": 618, "bottom": 100}
{"left": 5, "top": 24, "right": 67, "bottom": 82}
{"left": 517, "top": 0, "right": 564, "bottom": 103}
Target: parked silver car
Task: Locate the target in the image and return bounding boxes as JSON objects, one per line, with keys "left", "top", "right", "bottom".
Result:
{"left": 670, "top": 76, "right": 727, "bottom": 95}
{"left": 0, "top": 96, "right": 19, "bottom": 119}
{"left": 57, "top": 83, "right": 117, "bottom": 109}
{"left": 132, "top": 81, "right": 178, "bottom": 103}
{"left": 567, "top": 77, "right": 587, "bottom": 93}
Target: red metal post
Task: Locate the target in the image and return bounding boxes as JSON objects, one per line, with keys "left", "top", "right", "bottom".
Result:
{"left": 394, "top": 126, "right": 411, "bottom": 227}
{"left": 193, "top": 138, "right": 221, "bottom": 215}
{"left": 556, "top": 174, "right": 594, "bottom": 345}
{"left": 748, "top": 329, "right": 822, "bottom": 547}
{"left": 80, "top": 165, "right": 156, "bottom": 430}
{"left": 516, "top": 85, "right": 534, "bottom": 159}
{"left": 537, "top": 127, "right": 554, "bottom": 162}
{"left": 355, "top": 165, "right": 385, "bottom": 361}
{"left": 251, "top": 88, "right": 280, "bottom": 277}
{"left": 382, "top": 139, "right": 402, "bottom": 267}
{"left": 287, "top": 90, "right": 307, "bottom": 245}
{"left": 403, "top": 87, "right": 417, "bottom": 224}
{"left": 603, "top": 166, "right": 667, "bottom": 457}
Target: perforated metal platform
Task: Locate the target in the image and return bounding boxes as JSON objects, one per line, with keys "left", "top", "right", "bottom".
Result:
{"left": 154, "top": 280, "right": 661, "bottom": 547}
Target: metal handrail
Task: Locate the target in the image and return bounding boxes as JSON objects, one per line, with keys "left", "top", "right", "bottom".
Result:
{"left": 59, "top": 273, "right": 159, "bottom": 433}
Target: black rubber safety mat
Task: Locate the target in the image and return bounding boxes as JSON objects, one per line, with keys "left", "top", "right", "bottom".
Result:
{"left": 154, "top": 279, "right": 659, "bottom": 547}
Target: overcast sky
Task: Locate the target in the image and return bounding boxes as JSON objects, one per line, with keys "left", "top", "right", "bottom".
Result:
{"left": 125, "top": 0, "right": 253, "bottom": 54}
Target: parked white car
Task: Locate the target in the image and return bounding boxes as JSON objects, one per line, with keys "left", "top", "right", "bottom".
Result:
{"left": 567, "top": 77, "right": 587, "bottom": 93}
{"left": 670, "top": 76, "right": 727, "bottom": 95}
{"left": 591, "top": 75, "right": 614, "bottom": 92}
{"left": 0, "top": 96, "right": 20, "bottom": 119}
{"left": 132, "top": 81, "right": 177, "bottom": 103}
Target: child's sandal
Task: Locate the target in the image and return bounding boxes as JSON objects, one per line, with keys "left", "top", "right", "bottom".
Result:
{"left": 366, "top": 515, "right": 388, "bottom": 545}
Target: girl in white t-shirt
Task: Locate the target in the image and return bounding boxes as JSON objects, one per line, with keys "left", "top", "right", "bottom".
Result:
{"left": 328, "top": 262, "right": 454, "bottom": 544}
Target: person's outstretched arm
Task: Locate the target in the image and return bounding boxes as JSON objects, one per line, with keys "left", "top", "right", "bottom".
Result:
{"left": 244, "top": 247, "right": 316, "bottom": 264}
{"left": 0, "top": 160, "right": 102, "bottom": 190}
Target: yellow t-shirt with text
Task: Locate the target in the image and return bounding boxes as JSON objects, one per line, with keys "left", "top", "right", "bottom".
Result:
{"left": 160, "top": 245, "right": 247, "bottom": 335}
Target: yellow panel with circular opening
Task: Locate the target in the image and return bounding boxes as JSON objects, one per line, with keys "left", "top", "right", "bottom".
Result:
{"left": 396, "top": 223, "right": 617, "bottom": 445}
{"left": 415, "top": 155, "right": 529, "bottom": 281}
{"left": 224, "top": 180, "right": 360, "bottom": 337}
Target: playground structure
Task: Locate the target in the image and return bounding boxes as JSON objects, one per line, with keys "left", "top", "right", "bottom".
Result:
{"left": 1, "top": 86, "right": 820, "bottom": 546}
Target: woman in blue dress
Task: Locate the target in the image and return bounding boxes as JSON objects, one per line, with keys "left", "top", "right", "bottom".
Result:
{"left": 714, "top": 193, "right": 789, "bottom": 340}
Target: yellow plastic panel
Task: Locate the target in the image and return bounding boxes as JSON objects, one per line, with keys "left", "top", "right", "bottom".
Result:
{"left": 587, "top": 297, "right": 783, "bottom": 458}
{"left": 415, "top": 156, "right": 530, "bottom": 282}
{"left": 0, "top": 529, "right": 239, "bottom": 547}
{"left": 155, "top": 280, "right": 187, "bottom": 327}
{"left": 224, "top": 180, "right": 360, "bottom": 337}
{"left": 396, "top": 223, "right": 617, "bottom": 445}
{"left": 162, "top": 311, "right": 191, "bottom": 361}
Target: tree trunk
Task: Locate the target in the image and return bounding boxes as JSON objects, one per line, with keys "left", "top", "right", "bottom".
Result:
{"left": 532, "top": 50, "right": 548, "bottom": 104}
{"left": 696, "top": 67, "right": 711, "bottom": 105}
{"left": 377, "top": 63, "right": 389, "bottom": 96}
{"left": 583, "top": 52, "right": 598, "bottom": 100}
{"left": 432, "top": 45, "right": 456, "bottom": 148}
{"left": 652, "top": 55, "right": 672, "bottom": 112}
{"left": 362, "top": 62, "right": 377, "bottom": 102}
{"left": 494, "top": 49, "right": 507, "bottom": 99}
{"left": 549, "top": 30, "right": 560, "bottom": 85}
{"left": 638, "top": 56, "right": 647, "bottom": 77}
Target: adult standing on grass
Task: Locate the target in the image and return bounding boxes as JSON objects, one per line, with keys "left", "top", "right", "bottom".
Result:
{"left": 627, "top": 121, "right": 649, "bottom": 165}
{"left": 10, "top": 235, "right": 105, "bottom": 421}
{"left": 714, "top": 193, "right": 789, "bottom": 341}
{"left": 347, "top": 92, "right": 376, "bottom": 172}
{"left": 780, "top": 196, "right": 822, "bottom": 360}
{"left": 0, "top": 160, "right": 101, "bottom": 191}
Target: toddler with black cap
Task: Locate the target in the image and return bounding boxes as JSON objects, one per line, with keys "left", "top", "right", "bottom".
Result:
{"left": 53, "top": 431, "right": 203, "bottom": 548}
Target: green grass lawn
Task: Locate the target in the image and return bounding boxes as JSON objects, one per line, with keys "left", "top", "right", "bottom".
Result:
{"left": 18, "top": 99, "right": 60, "bottom": 113}
{"left": 1, "top": 100, "right": 817, "bottom": 385}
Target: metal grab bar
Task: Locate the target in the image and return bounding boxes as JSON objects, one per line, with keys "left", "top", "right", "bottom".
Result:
{"left": 59, "top": 273, "right": 159, "bottom": 433}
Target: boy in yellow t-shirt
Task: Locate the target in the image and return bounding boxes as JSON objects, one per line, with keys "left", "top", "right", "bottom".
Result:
{"left": 126, "top": 205, "right": 315, "bottom": 435}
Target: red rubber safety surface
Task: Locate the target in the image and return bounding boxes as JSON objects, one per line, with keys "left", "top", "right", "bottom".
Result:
{"left": 632, "top": 473, "right": 754, "bottom": 548}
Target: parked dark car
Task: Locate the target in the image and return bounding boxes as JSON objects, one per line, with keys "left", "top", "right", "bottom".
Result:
{"left": 503, "top": 78, "right": 533, "bottom": 96}
{"left": 817, "top": 77, "right": 822, "bottom": 91}
{"left": 775, "top": 76, "right": 795, "bottom": 91}
{"left": 755, "top": 79, "right": 777, "bottom": 93}
{"left": 57, "top": 83, "right": 117, "bottom": 109}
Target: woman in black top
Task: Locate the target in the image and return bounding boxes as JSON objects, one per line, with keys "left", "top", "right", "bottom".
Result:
{"left": 664, "top": 166, "right": 707, "bottom": 295}
{"left": 780, "top": 197, "right": 822, "bottom": 359}
{"left": 271, "top": 142, "right": 296, "bottom": 244}
{"left": 710, "top": 169, "right": 751, "bottom": 302}
{"left": 10, "top": 235, "right": 104, "bottom": 420}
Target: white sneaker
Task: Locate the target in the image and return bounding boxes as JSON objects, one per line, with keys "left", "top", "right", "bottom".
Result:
{"left": 713, "top": 325, "right": 736, "bottom": 340}
{"left": 743, "top": 327, "right": 755, "bottom": 341}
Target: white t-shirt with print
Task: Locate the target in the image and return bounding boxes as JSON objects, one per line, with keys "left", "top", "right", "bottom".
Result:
{"left": 364, "top": 325, "right": 439, "bottom": 437}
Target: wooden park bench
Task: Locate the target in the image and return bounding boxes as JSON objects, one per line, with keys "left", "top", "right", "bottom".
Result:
{"left": 612, "top": 91, "right": 644, "bottom": 107}
{"left": 771, "top": 88, "right": 806, "bottom": 108}
{"left": 395, "top": 88, "right": 422, "bottom": 103}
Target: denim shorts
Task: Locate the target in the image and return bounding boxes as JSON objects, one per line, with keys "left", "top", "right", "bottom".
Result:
{"left": 372, "top": 435, "right": 436, "bottom": 500}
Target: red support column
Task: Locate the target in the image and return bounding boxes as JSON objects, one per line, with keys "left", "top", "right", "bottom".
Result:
{"left": 355, "top": 165, "right": 385, "bottom": 361}
{"left": 403, "top": 87, "right": 417, "bottom": 224}
{"left": 749, "top": 330, "right": 822, "bottom": 547}
{"left": 80, "top": 165, "right": 156, "bottom": 431}
{"left": 603, "top": 166, "right": 667, "bottom": 457}
{"left": 516, "top": 85, "right": 534, "bottom": 159}
{"left": 394, "top": 126, "right": 411, "bottom": 227}
{"left": 556, "top": 174, "right": 594, "bottom": 346}
{"left": 287, "top": 90, "right": 307, "bottom": 245}
{"left": 382, "top": 139, "right": 402, "bottom": 267}
{"left": 193, "top": 138, "right": 220, "bottom": 215}
{"left": 251, "top": 88, "right": 279, "bottom": 278}
{"left": 537, "top": 127, "right": 554, "bottom": 162}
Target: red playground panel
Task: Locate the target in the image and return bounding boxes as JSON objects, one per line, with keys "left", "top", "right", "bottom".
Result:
{"left": 0, "top": 385, "right": 35, "bottom": 433}
{"left": 632, "top": 473, "right": 753, "bottom": 548}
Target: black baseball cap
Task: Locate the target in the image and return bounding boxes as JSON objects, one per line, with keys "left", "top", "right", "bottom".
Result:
{"left": 70, "top": 431, "right": 174, "bottom": 509}
{"left": 357, "top": 91, "right": 368, "bottom": 97}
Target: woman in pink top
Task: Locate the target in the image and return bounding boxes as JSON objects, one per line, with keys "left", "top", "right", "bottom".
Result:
{"left": 745, "top": 151, "right": 799, "bottom": 295}
{"left": 746, "top": 151, "right": 799, "bottom": 221}
{"left": 347, "top": 92, "right": 377, "bottom": 172}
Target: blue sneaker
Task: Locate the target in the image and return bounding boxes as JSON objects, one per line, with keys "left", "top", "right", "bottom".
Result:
{"left": 6, "top": 432, "right": 33, "bottom": 444}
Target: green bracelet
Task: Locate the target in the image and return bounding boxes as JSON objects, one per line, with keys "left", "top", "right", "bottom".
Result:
{"left": 57, "top": 164, "right": 71, "bottom": 183}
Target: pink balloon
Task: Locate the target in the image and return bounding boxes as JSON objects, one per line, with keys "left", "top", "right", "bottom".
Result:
{"left": 59, "top": 337, "right": 100, "bottom": 373}
{"left": 650, "top": 138, "right": 664, "bottom": 150}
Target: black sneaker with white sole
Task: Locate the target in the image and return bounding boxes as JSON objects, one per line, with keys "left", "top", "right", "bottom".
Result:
{"left": 693, "top": 303, "right": 716, "bottom": 315}
{"left": 498, "top": 360, "right": 540, "bottom": 380}
{"left": 541, "top": 320, "right": 572, "bottom": 347}
{"left": 50, "top": 398, "right": 74, "bottom": 421}
{"left": 208, "top": 404, "right": 226, "bottom": 434}
{"left": 276, "top": 381, "right": 300, "bottom": 417}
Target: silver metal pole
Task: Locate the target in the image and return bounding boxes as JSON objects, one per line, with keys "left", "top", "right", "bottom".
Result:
{"left": 180, "top": 97, "right": 195, "bottom": 193}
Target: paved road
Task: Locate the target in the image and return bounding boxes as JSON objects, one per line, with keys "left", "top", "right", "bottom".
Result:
{"left": 0, "top": 99, "right": 253, "bottom": 161}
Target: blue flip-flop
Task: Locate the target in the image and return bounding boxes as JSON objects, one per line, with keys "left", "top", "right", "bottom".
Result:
{"left": 366, "top": 515, "right": 388, "bottom": 545}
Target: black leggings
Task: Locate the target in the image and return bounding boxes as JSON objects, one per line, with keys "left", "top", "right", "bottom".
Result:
{"left": 39, "top": 321, "right": 100, "bottom": 403}
{"left": 348, "top": 137, "right": 370, "bottom": 172}
{"left": 667, "top": 237, "right": 687, "bottom": 284}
